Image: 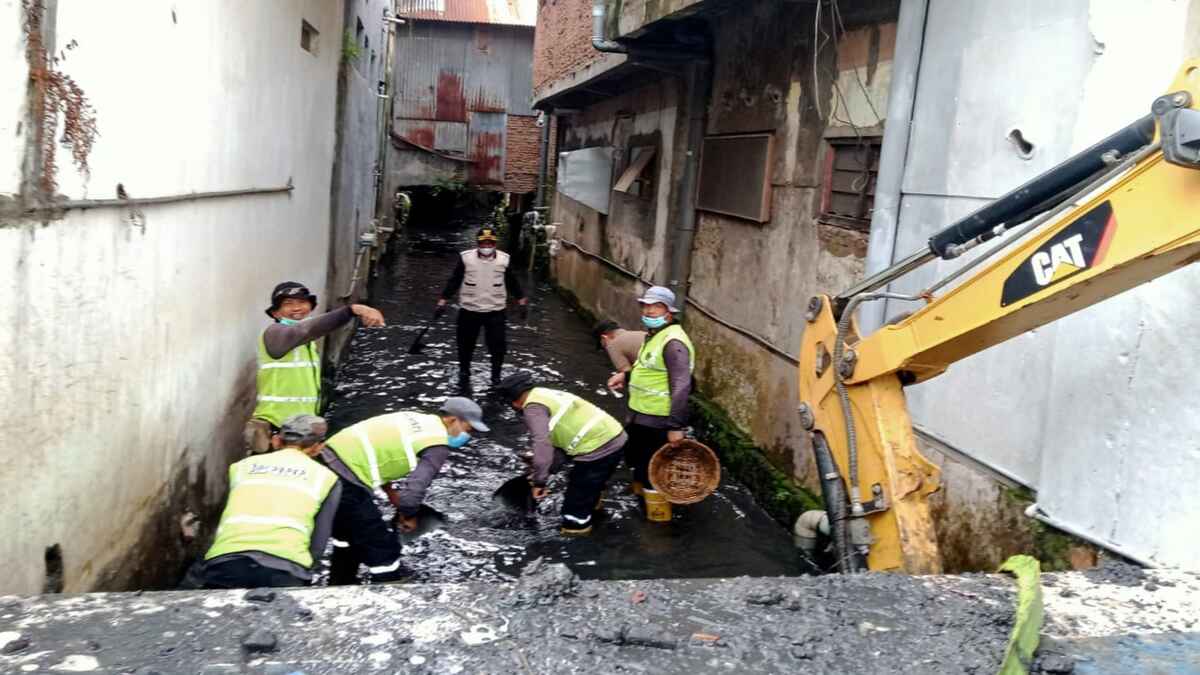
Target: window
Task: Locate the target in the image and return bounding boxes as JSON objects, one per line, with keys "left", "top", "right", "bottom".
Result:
{"left": 819, "top": 136, "right": 881, "bottom": 231}
{"left": 613, "top": 146, "right": 656, "bottom": 199}
{"left": 300, "top": 19, "right": 318, "bottom": 54}
{"left": 697, "top": 133, "right": 775, "bottom": 223}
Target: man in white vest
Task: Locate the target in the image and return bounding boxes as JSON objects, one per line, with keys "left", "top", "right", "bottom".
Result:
{"left": 436, "top": 227, "right": 528, "bottom": 386}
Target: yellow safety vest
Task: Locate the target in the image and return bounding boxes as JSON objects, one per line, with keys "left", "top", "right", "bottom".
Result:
{"left": 252, "top": 330, "right": 321, "bottom": 427}
{"left": 524, "top": 387, "right": 623, "bottom": 456}
{"left": 628, "top": 324, "right": 694, "bottom": 417}
{"left": 326, "top": 412, "right": 449, "bottom": 489}
{"left": 205, "top": 448, "right": 338, "bottom": 569}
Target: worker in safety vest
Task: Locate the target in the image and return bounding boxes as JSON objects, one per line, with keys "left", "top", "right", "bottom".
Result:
{"left": 606, "top": 286, "right": 694, "bottom": 521}
{"left": 317, "top": 397, "right": 489, "bottom": 584}
{"left": 199, "top": 414, "right": 341, "bottom": 589}
{"left": 592, "top": 319, "right": 647, "bottom": 377}
{"left": 245, "top": 281, "right": 385, "bottom": 455}
{"left": 436, "top": 227, "right": 528, "bottom": 387}
{"left": 496, "top": 373, "right": 627, "bottom": 536}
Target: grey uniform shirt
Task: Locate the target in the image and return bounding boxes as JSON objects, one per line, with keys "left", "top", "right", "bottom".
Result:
{"left": 523, "top": 403, "right": 627, "bottom": 486}
{"left": 628, "top": 338, "right": 692, "bottom": 430}
{"left": 262, "top": 306, "right": 355, "bottom": 359}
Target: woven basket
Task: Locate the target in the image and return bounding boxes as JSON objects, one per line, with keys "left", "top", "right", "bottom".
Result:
{"left": 648, "top": 439, "right": 721, "bottom": 504}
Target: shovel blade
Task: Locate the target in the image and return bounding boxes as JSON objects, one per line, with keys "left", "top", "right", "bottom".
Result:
{"left": 406, "top": 326, "right": 430, "bottom": 354}
{"left": 492, "top": 475, "right": 535, "bottom": 512}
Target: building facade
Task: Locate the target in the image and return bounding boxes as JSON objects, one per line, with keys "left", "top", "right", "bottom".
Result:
{"left": 387, "top": 0, "right": 540, "bottom": 196}
{"left": 533, "top": 0, "right": 1200, "bottom": 570}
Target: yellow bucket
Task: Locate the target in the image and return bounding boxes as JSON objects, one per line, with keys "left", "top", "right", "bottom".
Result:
{"left": 643, "top": 489, "right": 673, "bottom": 522}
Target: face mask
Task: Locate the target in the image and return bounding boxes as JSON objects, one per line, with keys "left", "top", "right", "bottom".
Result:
{"left": 279, "top": 317, "right": 300, "bottom": 326}
{"left": 448, "top": 431, "right": 471, "bottom": 448}
{"left": 478, "top": 247, "right": 496, "bottom": 258}
{"left": 641, "top": 315, "right": 669, "bottom": 330}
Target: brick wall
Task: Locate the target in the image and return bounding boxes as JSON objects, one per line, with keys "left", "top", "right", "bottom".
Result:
{"left": 505, "top": 114, "right": 541, "bottom": 194}
{"left": 533, "top": 0, "right": 603, "bottom": 92}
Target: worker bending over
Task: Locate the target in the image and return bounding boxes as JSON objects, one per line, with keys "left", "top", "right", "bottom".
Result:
{"left": 607, "top": 286, "right": 694, "bottom": 521}
{"left": 593, "top": 319, "right": 646, "bottom": 378}
{"left": 497, "top": 373, "right": 627, "bottom": 536}
{"left": 436, "top": 227, "right": 528, "bottom": 386}
{"left": 200, "top": 414, "right": 341, "bottom": 589}
{"left": 247, "top": 281, "right": 384, "bottom": 454}
{"left": 318, "top": 397, "right": 489, "bottom": 583}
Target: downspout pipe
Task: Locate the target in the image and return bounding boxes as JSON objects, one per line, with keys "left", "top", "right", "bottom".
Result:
{"left": 858, "top": 0, "right": 929, "bottom": 332}
{"left": 667, "top": 60, "right": 709, "bottom": 305}
{"left": 591, "top": 0, "right": 627, "bottom": 53}
{"left": 535, "top": 109, "right": 552, "bottom": 209}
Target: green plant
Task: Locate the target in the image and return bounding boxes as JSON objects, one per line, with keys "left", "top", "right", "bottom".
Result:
{"left": 342, "top": 29, "right": 362, "bottom": 63}
{"left": 429, "top": 174, "right": 467, "bottom": 199}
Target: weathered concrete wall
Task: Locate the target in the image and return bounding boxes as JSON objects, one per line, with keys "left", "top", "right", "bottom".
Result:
{"left": 0, "top": 0, "right": 343, "bottom": 595}
{"left": 550, "top": 77, "right": 681, "bottom": 324}
{"left": 326, "top": 0, "right": 391, "bottom": 365}
{"left": 687, "top": 4, "right": 890, "bottom": 481}
{"left": 872, "top": 0, "right": 1200, "bottom": 569}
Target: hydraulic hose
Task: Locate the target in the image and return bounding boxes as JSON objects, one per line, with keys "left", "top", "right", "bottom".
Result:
{"left": 811, "top": 432, "right": 861, "bottom": 573}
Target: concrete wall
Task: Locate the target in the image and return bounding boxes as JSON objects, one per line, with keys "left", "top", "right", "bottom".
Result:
{"left": 873, "top": 0, "right": 1200, "bottom": 569}
{"left": 0, "top": 0, "right": 343, "bottom": 595}
{"left": 326, "top": 0, "right": 392, "bottom": 364}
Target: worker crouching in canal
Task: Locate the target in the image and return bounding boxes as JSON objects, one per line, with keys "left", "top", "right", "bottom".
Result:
{"left": 606, "top": 286, "right": 694, "bottom": 522}
{"left": 195, "top": 415, "right": 342, "bottom": 589}
{"left": 497, "top": 373, "right": 627, "bottom": 536}
{"left": 317, "top": 397, "right": 489, "bottom": 584}
{"left": 246, "top": 281, "right": 385, "bottom": 454}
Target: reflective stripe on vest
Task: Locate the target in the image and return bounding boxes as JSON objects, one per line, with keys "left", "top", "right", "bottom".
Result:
{"left": 458, "top": 249, "right": 510, "bottom": 312}
{"left": 205, "top": 449, "right": 337, "bottom": 569}
{"left": 524, "top": 388, "right": 623, "bottom": 456}
{"left": 628, "top": 324, "right": 694, "bottom": 417}
{"left": 326, "top": 412, "right": 449, "bottom": 488}
{"left": 253, "top": 331, "right": 321, "bottom": 427}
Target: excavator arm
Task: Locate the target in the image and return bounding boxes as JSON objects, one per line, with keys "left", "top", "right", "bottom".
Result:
{"left": 798, "top": 60, "right": 1200, "bottom": 573}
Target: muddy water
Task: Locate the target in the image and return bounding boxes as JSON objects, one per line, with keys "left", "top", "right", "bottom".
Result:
{"left": 324, "top": 220, "right": 806, "bottom": 583}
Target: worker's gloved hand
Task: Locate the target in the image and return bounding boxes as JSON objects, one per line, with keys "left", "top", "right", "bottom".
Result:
{"left": 433, "top": 302, "right": 447, "bottom": 320}
{"left": 667, "top": 430, "right": 685, "bottom": 444}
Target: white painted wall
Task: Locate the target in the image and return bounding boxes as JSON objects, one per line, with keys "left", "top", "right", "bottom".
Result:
{"left": 0, "top": 0, "right": 343, "bottom": 594}
{"left": 1, "top": 0, "right": 27, "bottom": 194}
{"left": 878, "top": 0, "right": 1200, "bottom": 568}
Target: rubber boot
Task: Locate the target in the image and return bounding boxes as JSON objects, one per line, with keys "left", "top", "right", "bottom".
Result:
{"left": 560, "top": 524, "right": 593, "bottom": 537}
{"left": 643, "top": 489, "right": 672, "bottom": 522}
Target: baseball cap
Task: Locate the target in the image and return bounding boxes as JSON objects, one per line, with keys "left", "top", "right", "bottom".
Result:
{"left": 439, "top": 396, "right": 490, "bottom": 432}
{"left": 477, "top": 227, "right": 499, "bottom": 243}
{"left": 279, "top": 414, "right": 328, "bottom": 447}
{"left": 265, "top": 281, "right": 318, "bottom": 317}
{"left": 637, "top": 286, "right": 679, "bottom": 313}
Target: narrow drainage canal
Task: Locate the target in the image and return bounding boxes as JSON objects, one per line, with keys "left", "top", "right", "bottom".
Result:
{"left": 324, "top": 218, "right": 805, "bottom": 584}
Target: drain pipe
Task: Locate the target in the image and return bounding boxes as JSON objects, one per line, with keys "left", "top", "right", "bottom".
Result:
{"left": 535, "top": 109, "right": 552, "bottom": 209}
{"left": 858, "top": 0, "right": 929, "bottom": 332}
{"left": 591, "top": 0, "right": 627, "bottom": 53}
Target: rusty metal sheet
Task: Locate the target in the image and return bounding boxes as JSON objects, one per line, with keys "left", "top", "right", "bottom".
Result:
{"left": 434, "top": 121, "right": 468, "bottom": 153}
{"left": 392, "top": 22, "right": 469, "bottom": 121}
{"left": 395, "top": 0, "right": 537, "bottom": 27}
{"left": 467, "top": 111, "right": 506, "bottom": 185}
{"left": 393, "top": 119, "right": 437, "bottom": 150}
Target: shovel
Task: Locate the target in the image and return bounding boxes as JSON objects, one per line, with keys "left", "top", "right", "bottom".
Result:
{"left": 407, "top": 309, "right": 444, "bottom": 354}
{"left": 398, "top": 504, "right": 448, "bottom": 544}
{"left": 492, "top": 475, "right": 536, "bottom": 513}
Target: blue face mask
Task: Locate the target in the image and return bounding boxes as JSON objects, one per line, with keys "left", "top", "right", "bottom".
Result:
{"left": 641, "top": 315, "right": 669, "bottom": 330}
{"left": 448, "top": 431, "right": 471, "bottom": 448}
{"left": 278, "top": 317, "right": 300, "bottom": 326}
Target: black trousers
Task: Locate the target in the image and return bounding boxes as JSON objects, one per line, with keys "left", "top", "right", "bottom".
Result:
{"left": 561, "top": 449, "right": 625, "bottom": 529}
{"left": 199, "top": 557, "right": 306, "bottom": 589}
{"left": 328, "top": 480, "right": 406, "bottom": 585}
{"left": 624, "top": 424, "right": 670, "bottom": 486}
{"left": 456, "top": 308, "right": 507, "bottom": 377}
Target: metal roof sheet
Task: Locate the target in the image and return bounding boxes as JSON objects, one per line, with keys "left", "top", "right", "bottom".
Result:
{"left": 395, "top": 0, "right": 537, "bottom": 27}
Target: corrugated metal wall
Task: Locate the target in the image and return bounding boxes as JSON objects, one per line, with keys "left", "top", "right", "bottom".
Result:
{"left": 391, "top": 21, "right": 534, "bottom": 187}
